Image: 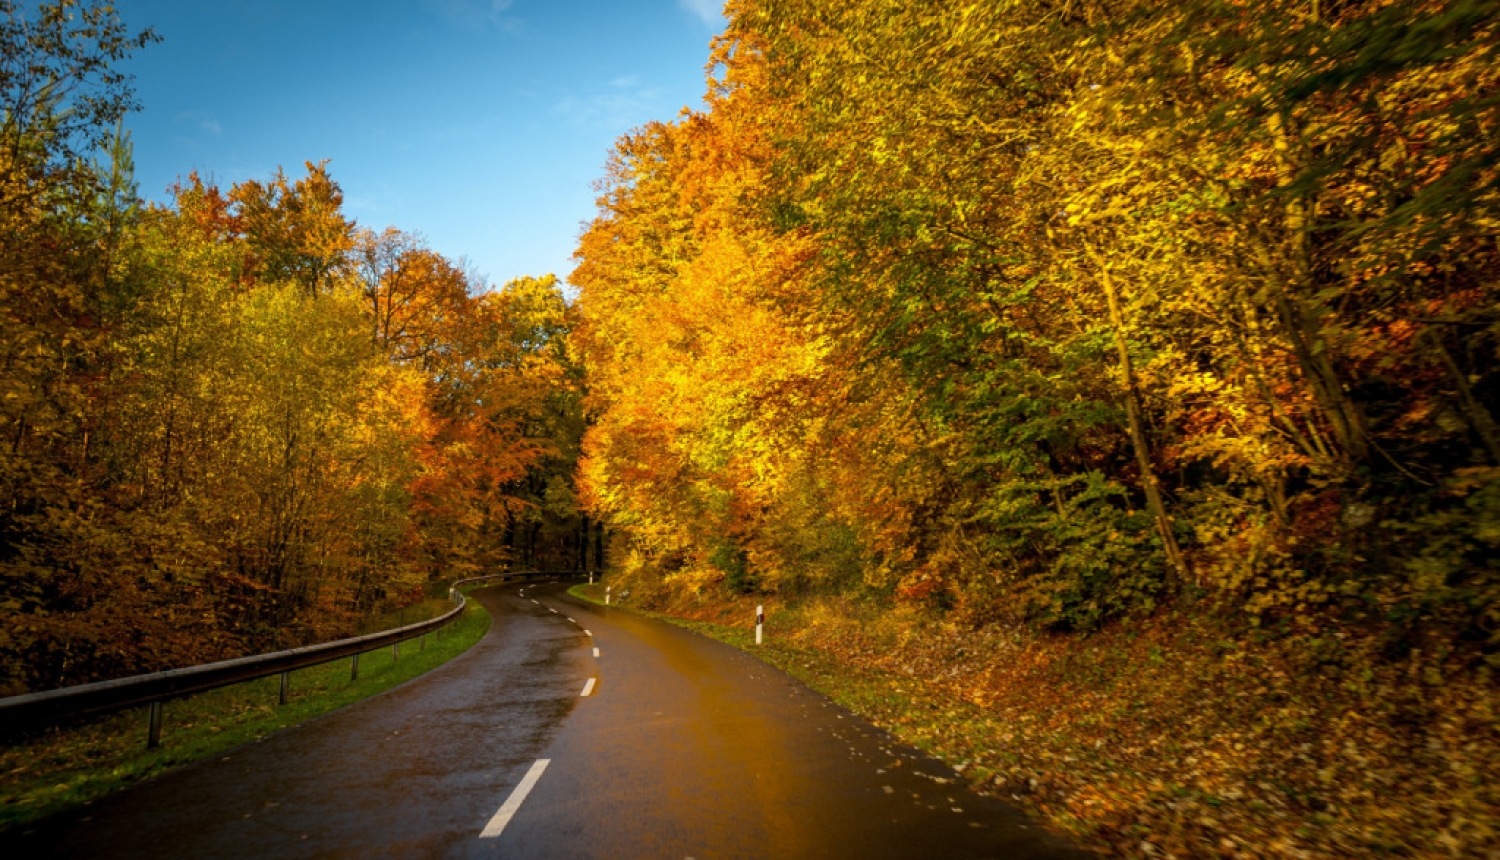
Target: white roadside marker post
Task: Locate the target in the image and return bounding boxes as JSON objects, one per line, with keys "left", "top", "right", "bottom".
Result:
{"left": 589, "top": 570, "right": 594, "bottom": 585}
{"left": 756, "top": 605, "right": 764, "bottom": 645}
{"left": 606, "top": 586, "right": 611, "bottom": 605}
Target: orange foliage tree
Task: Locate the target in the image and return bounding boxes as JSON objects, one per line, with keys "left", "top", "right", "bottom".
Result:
{"left": 0, "top": 4, "right": 583, "bottom": 692}
{"left": 573, "top": 0, "right": 1500, "bottom": 642}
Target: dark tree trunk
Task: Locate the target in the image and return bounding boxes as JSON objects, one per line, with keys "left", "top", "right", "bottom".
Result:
{"left": 577, "top": 515, "right": 588, "bottom": 572}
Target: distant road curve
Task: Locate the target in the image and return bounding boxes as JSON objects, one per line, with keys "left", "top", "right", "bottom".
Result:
{"left": 8, "top": 581, "right": 1087, "bottom": 859}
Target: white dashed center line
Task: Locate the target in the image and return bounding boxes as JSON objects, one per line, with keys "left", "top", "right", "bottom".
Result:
{"left": 479, "top": 759, "right": 549, "bottom": 839}
{"left": 581, "top": 677, "right": 596, "bottom": 697}
{"left": 584, "top": 630, "right": 592, "bottom": 637}
{"left": 593, "top": 647, "right": 600, "bottom": 658}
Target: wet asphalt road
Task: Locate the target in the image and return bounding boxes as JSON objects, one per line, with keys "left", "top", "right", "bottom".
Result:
{"left": 7, "top": 581, "right": 1088, "bottom": 859}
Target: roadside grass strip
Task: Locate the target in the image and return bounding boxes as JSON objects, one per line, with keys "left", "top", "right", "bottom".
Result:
{"left": 0, "top": 597, "right": 492, "bottom": 833}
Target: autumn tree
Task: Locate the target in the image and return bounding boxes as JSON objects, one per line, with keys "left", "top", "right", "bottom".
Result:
{"left": 574, "top": 0, "right": 1500, "bottom": 639}
{"left": 230, "top": 160, "right": 353, "bottom": 296}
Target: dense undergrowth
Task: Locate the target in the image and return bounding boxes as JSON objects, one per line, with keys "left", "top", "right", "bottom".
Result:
{"left": 578, "top": 579, "right": 1498, "bottom": 860}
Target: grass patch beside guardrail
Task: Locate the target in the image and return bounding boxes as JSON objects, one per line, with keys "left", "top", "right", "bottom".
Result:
{"left": 0, "top": 596, "right": 491, "bottom": 833}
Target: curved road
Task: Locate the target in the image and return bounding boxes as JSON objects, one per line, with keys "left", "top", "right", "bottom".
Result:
{"left": 7, "top": 581, "right": 1088, "bottom": 859}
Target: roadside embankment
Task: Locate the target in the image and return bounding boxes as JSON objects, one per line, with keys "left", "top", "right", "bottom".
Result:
{"left": 570, "top": 582, "right": 1498, "bottom": 860}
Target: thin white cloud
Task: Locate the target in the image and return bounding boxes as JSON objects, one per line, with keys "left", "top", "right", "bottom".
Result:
{"left": 343, "top": 191, "right": 397, "bottom": 217}
{"left": 173, "top": 110, "right": 222, "bottom": 138}
{"left": 427, "top": 0, "right": 521, "bottom": 32}
{"left": 677, "top": 0, "right": 722, "bottom": 27}
{"left": 550, "top": 84, "right": 663, "bottom": 132}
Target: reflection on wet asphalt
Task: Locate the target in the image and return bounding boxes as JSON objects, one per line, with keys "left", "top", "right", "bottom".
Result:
{"left": 5, "top": 582, "right": 1088, "bottom": 859}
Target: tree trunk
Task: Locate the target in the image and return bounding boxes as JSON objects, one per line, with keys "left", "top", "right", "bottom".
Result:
{"left": 1096, "top": 258, "right": 1190, "bottom": 587}
{"left": 578, "top": 514, "right": 590, "bottom": 572}
{"left": 1261, "top": 110, "right": 1367, "bottom": 465}
{"left": 504, "top": 513, "right": 516, "bottom": 569}
{"left": 1426, "top": 327, "right": 1500, "bottom": 465}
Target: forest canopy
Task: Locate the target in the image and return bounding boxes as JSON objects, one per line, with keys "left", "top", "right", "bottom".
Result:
{"left": 572, "top": 0, "right": 1500, "bottom": 644}
{"left": 0, "top": 1, "right": 590, "bottom": 695}
{"left": 4, "top": 0, "right": 1498, "bottom": 697}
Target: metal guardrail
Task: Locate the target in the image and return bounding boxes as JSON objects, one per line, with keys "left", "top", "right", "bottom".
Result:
{"left": 0, "top": 570, "right": 585, "bottom": 747}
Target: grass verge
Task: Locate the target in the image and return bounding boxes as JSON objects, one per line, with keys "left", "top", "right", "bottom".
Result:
{"left": 0, "top": 594, "right": 491, "bottom": 833}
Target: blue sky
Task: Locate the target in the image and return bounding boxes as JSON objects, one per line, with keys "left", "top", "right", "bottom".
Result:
{"left": 119, "top": 0, "right": 725, "bottom": 291}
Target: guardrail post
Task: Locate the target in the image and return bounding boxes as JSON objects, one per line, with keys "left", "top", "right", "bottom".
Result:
{"left": 147, "top": 701, "right": 163, "bottom": 749}
{"left": 393, "top": 641, "right": 400, "bottom": 662}
{"left": 421, "top": 632, "right": 427, "bottom": 651}
{"left": 351, "top": 652, "right": 361, "bottom": 681}
{"left": 279, "top": 670, "right": 290, "bottom": 705}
